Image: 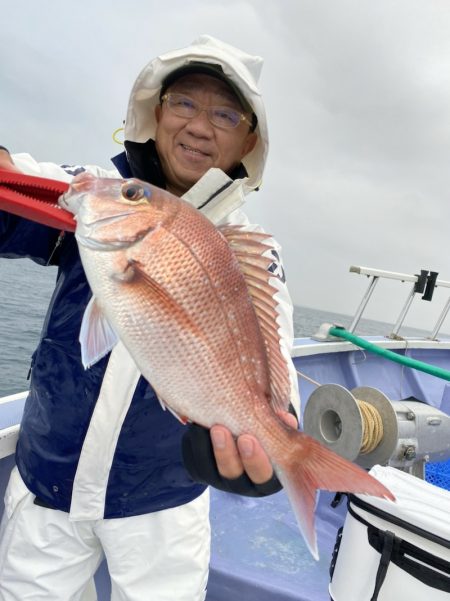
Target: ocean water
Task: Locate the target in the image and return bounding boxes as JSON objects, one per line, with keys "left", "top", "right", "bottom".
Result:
{"left": 0, "top": 258, "right": 445, "bottom": 397}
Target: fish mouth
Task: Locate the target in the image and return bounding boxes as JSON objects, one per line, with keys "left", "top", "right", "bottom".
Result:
{"left": 59, "top": 187, "right": 135, "bottom": 228}
{"left": 76, "top": 211, "right": 149, "bottom": 251}
{"left": 58, "top": 190, "right": 77, "bottom": 212}
{"left": 83, "top": 211, "right": 136, "bottom": 228}
{"left": 58, "top": 174, "right": 124, "bottom": 216}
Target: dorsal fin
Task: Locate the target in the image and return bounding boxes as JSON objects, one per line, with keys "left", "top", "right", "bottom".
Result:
{"left": 232, "top": 251, "right": 273, "bottom": 271}
{"left": 246, "top": 285, "right": 279, "bottom": 311}
{"left": 218, "top": 225, "right": 273, "bottom": 246}
{"left": 218, "top": 224, "right": 291, "bottom": 413}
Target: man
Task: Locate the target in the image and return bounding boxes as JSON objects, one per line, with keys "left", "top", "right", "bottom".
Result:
{"left": 0, "top": 35, "right": 299, "bottom": 600}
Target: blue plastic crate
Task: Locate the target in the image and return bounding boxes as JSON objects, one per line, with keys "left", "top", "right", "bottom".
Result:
{"left": 425, "top": 458, "right": 450, "bottom": 491}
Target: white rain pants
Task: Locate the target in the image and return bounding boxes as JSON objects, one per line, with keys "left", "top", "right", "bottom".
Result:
{"left": 0, "top": 468, "right": 210, "bottom": 601}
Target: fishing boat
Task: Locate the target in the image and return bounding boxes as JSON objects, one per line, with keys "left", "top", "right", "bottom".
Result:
{"left": 1, "top": 263, "right": 449, "bottom": 600}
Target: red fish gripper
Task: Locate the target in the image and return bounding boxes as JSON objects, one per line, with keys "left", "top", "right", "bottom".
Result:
{"left": 0, "top": 169, "right": 75, "bottom": 232}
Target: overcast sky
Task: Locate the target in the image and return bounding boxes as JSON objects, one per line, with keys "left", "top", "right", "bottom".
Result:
{"left": 2, "top": 0, "right": 450, "bottom": 333}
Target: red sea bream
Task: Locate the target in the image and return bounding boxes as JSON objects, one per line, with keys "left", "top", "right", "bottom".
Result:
{"left": 59, "top": 172, "right": 394, "bottom": 559}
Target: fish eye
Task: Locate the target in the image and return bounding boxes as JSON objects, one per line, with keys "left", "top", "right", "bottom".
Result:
{"left": 121, "top": 182, "right": 150, "bottom": 203}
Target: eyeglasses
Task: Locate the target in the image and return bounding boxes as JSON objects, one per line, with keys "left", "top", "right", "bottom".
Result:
{"left": 161, "top": 93, "right": 252, "bottom": 129}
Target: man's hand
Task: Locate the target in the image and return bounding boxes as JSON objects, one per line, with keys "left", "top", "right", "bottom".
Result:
{"left": 210, "top": 411, "right": 298, "bottom": 484}
{"left": 182, "top": 410, "right": 298, "bottom": 496}
{"left": 0, "top": 148, "right": 21, "bottom": 172}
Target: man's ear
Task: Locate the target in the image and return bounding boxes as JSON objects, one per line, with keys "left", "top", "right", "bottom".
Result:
{"left": 241, "top": 132, "right": 257, "bottom": 159}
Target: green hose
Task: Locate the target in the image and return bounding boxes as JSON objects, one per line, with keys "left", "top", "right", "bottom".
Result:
{"left": 328, "top": 326, "right": 450, "bottom": 382}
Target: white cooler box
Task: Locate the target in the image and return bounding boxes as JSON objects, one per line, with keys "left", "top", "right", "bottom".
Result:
{"left": 329, "top": 465, "right": 450, "bottom": 601}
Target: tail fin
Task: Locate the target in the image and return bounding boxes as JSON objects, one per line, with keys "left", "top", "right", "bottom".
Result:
{"left": 274, "top": 430, "right": 395, "bottom": 560}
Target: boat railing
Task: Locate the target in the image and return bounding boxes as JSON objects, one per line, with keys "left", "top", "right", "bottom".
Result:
{"left": 348, "top": 265, "right": 450, "bottom": 340}
{"left": 0, "top": 391, "right": 27, "bottom": 459}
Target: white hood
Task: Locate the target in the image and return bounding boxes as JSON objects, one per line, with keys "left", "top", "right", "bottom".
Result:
{"left": 124, "top": 35, "right": 268, "bottom": 193}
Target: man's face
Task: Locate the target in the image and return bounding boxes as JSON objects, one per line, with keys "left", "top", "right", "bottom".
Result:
{"left": 154, "top": 74, "right": 257, "bottom": 197}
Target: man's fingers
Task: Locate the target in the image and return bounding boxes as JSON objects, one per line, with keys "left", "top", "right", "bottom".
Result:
{"left": 237, "top": 435, "right": 274, "bottom": 484}
{"left": 211, "top": 411, "right": 298, "bottom": 484}
{"left": 211, "top": 428, "right": 274, "bottom": 484}
{"left": 211, "top": 425, "right": 243, "bottom": 479}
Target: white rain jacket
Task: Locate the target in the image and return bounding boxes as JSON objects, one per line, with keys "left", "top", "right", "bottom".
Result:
{"left": 4, "top": 35, "right": 299, "bottom": 521}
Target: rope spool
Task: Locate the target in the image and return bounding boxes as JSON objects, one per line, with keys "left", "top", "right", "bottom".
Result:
{"left": 303, "top": 384, "right": 398, "bottom": 468}
{"left": 296, "top": 372, "right": 385, "bottom": 455}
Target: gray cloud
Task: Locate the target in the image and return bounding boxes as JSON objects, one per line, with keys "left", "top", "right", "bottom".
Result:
{"left": 2, "top": 0, "right": 450, "bottom": 332}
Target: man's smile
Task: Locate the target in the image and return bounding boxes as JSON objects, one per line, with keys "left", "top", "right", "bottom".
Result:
{"left": 180, "top": 143, "right": 210, "bottom": 157}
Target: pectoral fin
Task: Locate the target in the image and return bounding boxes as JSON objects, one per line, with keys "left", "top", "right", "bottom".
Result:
{"left": 131, "top": 261, "right": 204, "bottom": 339}
{"left": 79, "top": 296, "right": 119, "bottom": 368}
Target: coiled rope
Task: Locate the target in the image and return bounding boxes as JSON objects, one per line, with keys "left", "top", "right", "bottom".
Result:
{"left": 357, "top": 399, "right": 384, "bottom": 454}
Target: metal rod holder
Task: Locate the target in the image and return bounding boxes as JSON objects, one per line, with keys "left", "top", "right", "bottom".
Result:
{"left": 348, "top": 275, "right": 379, "bottom": 333}
{"left": 349, "top": 265, "right": 450, "bottom": 338}
{"left": 389, "top": 284, "right": 417, "bottom": 339}
{"left": 429, "top": 295, "right": 450, "bottom": 340}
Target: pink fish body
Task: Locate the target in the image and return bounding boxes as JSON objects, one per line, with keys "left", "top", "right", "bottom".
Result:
{"left": 60, "top": 172, "right": 394, "bottom": 559}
